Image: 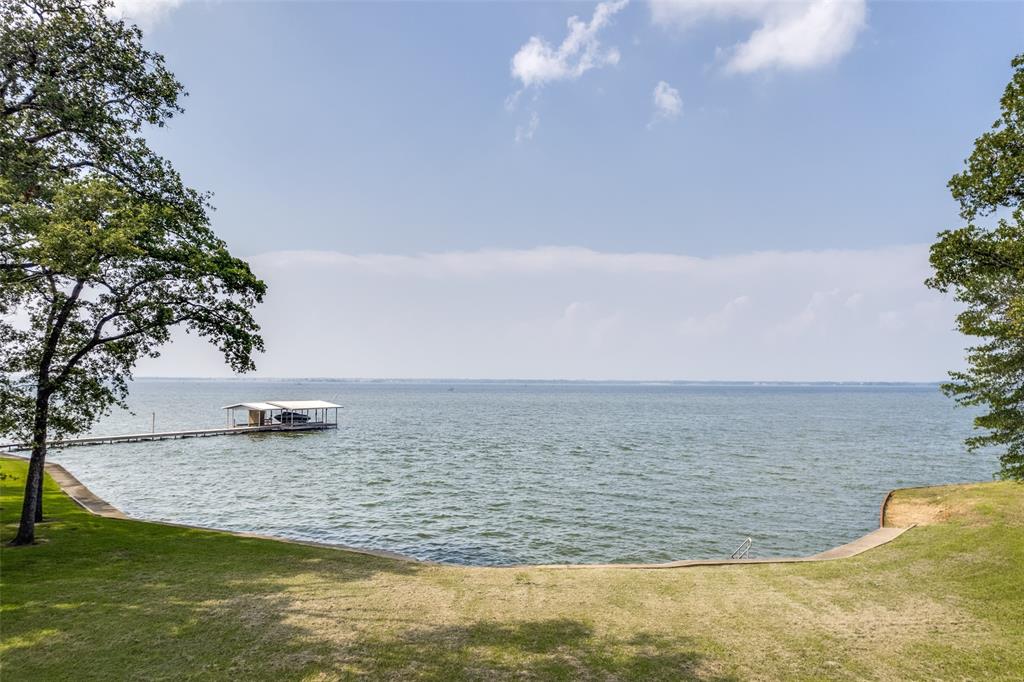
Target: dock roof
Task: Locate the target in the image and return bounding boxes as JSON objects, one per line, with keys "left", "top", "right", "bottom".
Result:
{"left": 222, "top": 400, "right": 342, "bottom": 411}
{"left": 266, "top": 400, "right": 342, "bottom": 410}
{"left": 222, "top": 402, "right": 279, "bottom": 411}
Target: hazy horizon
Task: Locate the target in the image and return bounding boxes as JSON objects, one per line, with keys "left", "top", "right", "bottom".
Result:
{"left": 130, "top": 376, "right": 945, "bottom": 386}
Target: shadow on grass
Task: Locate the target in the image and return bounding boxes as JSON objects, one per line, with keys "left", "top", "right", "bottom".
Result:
{"left": 1, "top": 464, "right": 423, "bottom": 677}
{"left": 334, "top": 618, "right": 735, "bottom": 681}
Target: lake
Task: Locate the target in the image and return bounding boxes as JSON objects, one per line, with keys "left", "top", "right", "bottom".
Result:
{"left": 46, "top": 379, "right": 995, "bottom": 565}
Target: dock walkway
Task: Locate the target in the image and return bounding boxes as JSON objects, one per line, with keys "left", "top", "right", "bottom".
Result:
{"left": 0, "top": 422, "right": 335, "bottom": 453}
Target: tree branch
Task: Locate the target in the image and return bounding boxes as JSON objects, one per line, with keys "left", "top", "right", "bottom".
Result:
{"left": 36, "top": 277, "right": 84, "bottom": 396}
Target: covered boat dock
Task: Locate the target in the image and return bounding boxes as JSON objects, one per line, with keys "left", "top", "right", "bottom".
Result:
{"left": 222, "top": 400, "right": 342, "bottom": 429}
{"left": 2, "top": 400, "right": 342, "bottom": 452}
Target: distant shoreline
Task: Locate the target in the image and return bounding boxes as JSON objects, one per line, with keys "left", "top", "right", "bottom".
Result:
{"left": 130, "top": 376, "right": 944, "bottom": 387}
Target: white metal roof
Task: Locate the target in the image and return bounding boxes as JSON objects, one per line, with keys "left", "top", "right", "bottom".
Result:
{"left": 267, "top": 400, "right": 342, "bottom": 410}
{"left": 221, "top": 400, "right": 342, "bottom": 411}
{"left": 221, "top": 402, "right": 280, "bottom": 411}
{"left": 220, "top": 399, "right": 344, "bottom": 409}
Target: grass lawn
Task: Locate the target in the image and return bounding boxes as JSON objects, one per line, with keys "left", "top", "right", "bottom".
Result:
{"left": 2, "top": 459, "right": 1022, "bottom": 681}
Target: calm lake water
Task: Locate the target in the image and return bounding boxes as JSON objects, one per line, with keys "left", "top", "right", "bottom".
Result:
{"left": 44, "top": 379, "right": 995, "bottom": 566}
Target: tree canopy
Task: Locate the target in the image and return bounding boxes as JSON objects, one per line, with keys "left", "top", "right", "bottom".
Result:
{"left": 0, "top": 0, "right": 196, "bottom": 211}
{"left": 1, "top": 0, "right": 265, "bottom": 545}
{"left": 948, "top": 55, "right": 1024, "bottom": 222}
{"left": 928, "top": 53, "right": 1024, "bottom": 480}
{"left": 0, "top": 175, "right": 266, "bottom": 440}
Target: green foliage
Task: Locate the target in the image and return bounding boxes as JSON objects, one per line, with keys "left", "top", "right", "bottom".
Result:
{"left": 0, "top": 0, "right": 266, "bottom": 541}
{"left": 0, "top": 0, "right": 265, "bottom": 445}
{"left": 0, "top": 0, "right": 199, "bottom": 215}
{"left": 949, "top": 55, "right": 1024, "bottom": 221}
{"left": 929, "top": 54, "right": 1024, "bottom": 480}
{"left": 0, "top": 175, "right": 266, "bottom": 441}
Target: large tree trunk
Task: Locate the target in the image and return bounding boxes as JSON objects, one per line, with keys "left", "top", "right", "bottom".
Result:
{"left": 10, "top": 393, "right": 49, "bottom": 546}
{"left": 35, "top": 463, "right": 44, "bottom": 522}
{"left": 10, "top": 280, "right": 83, "bottom": 545}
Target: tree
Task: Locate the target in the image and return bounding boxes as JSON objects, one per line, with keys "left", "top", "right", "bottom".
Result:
{"left": 1, "top": 0, "right": 266, "bottom": 545}
{"left": 1, "top": 0, "right": 197, "bottom": 211}
{"left": 927, "top": 54, "right": 1024, "bottom": 480}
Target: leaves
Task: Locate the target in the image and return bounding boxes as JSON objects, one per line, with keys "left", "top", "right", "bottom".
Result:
{"left": 2, "top": 175, "right": 266, "bottom": 440}
{"left": 0, "top": 1, "right": 265, "bottom": 444}
{"left": 0, "top": 0, "right": 195, "bottom": 209}
{"left": 929, "top": 54, "right": 1024, "bottom": 480}
{"left": 949, "top": 55, "right": 1024, "bottom": 221}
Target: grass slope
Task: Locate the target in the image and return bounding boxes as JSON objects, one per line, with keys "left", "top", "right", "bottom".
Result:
{"left": 1, "top": 459, "right": 1022, "bottom": 681}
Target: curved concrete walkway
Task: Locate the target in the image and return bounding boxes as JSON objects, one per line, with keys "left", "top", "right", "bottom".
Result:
{"left": 535, "top": 526, "right": 912, "bottom": 570}
{"left": 12, "top": 456, "right": 914, "bottom": 570}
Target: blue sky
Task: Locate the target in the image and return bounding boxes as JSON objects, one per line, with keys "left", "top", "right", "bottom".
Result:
{"left": 116, "top": 1, "right": 1024, "bottom": 381}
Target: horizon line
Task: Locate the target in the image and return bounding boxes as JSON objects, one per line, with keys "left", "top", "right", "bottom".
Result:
{"left": 132, "top": 376, "right": 945, "bottom": 386}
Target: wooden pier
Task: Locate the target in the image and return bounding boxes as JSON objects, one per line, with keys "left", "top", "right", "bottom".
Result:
{"left": 0, "top": 398, "right": 343, "bottom": 453}
{"left": 1, "top": 422, "right": 336, "bottom": 453}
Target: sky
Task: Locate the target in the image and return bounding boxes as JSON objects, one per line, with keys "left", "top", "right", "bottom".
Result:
{"left": 114, "top": 0, "right": 1024, "bottom": 381}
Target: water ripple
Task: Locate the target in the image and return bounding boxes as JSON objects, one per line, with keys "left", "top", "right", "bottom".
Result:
{"left": 50, "top": 380, "right": 996, "bottom": 566}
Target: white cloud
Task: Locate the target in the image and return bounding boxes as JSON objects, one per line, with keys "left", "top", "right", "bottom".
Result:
{"left": 511, "top": 0, "right": 630, "bottom": 89}
{"left": 676, "top": 295, "right": 749, "bottom": 337}
{"left": 515, "top": 111, "right": 540, "bottom": 143}
{"left": 137, "top": 245, "right": 966, "bottom": 382}
{"left": 555, "top": 302, "right": 624, "bottom": 350}
{"left": 649, "top": 80, "right": 682, "bottom": 128}
{"left": 108, "top": 0, "right": 183, "bottom": 28}
{"left": 651, "top": 0, "right": 867, "bottom": 73}
{"left": 766, "top": 288, "right": 841, "bottom": 339}
{"left": 508, "top": 1, "right": 629, "bottom": 142}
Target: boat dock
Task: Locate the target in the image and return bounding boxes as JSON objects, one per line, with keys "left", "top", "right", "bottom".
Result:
{"left": 1, "top": 399, "right": 342, "bottom": 452}
{"left": 0, "top": 422, "right": 335, "bottom": 453}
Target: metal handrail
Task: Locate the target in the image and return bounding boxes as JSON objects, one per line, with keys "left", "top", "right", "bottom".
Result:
{"left": 730, "top": 537, "right": 752, "bottom": 559}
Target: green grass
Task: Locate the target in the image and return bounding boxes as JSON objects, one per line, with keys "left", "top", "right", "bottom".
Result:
{"left": 2, "top": 460, "right": 1022, "bottom": 681}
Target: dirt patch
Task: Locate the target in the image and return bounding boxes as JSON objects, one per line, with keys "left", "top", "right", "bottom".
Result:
{"left": 885, "top": 498, "right": 953, "bottom": 527}
{"left": 884, "top": 486, "right": 985, "bottom": 527}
